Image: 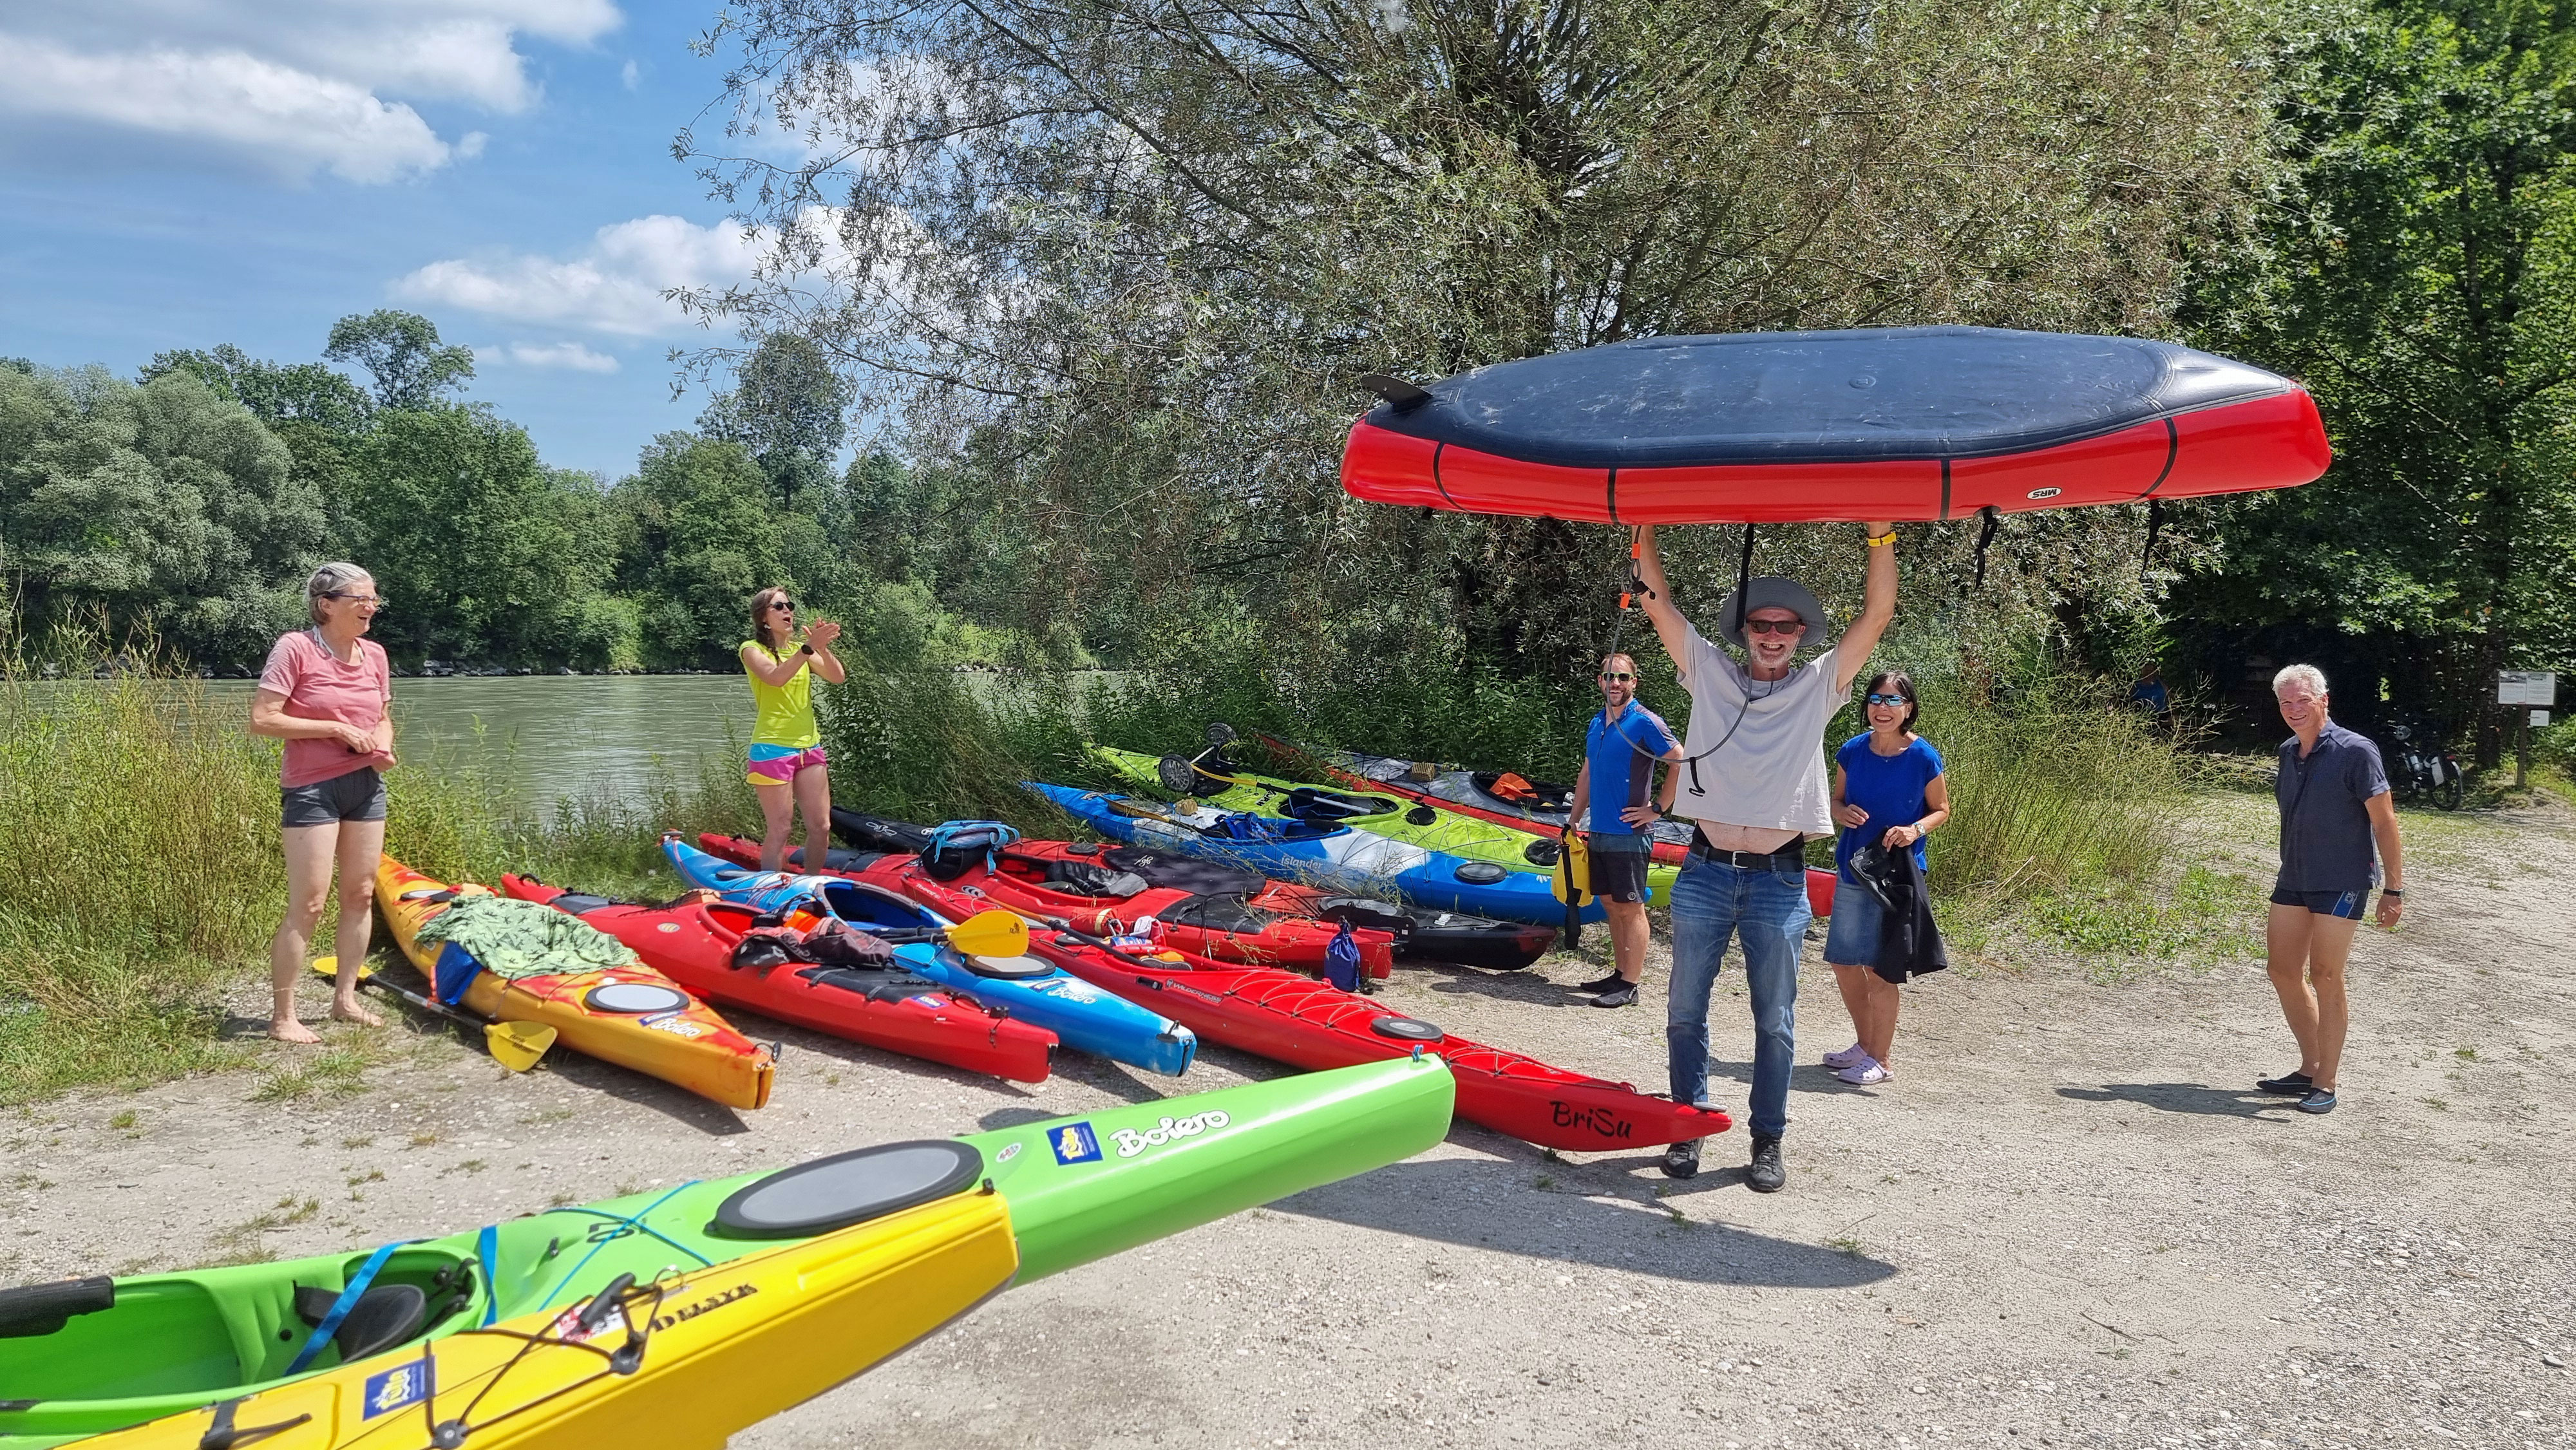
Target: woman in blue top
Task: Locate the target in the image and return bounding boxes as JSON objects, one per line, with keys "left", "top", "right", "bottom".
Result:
{"left": 1822, "top": 670, "right": 1950, "bottom": 1086}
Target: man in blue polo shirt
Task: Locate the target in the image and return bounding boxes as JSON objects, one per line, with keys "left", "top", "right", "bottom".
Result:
{"left": 2262, "top": 663, "right": 2406, "bottom": 1115}
{"left": 1567, "top": 652, "right": 1682, "bottom": 1008}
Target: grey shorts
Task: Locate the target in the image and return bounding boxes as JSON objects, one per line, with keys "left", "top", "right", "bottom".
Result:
{"left": 282, "top": 767, "right": 388, "bottom": 828}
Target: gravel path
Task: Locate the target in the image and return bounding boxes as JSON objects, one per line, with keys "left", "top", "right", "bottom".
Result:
{"left": 6, "top": 798, "right": 2570, "bottom": 1447}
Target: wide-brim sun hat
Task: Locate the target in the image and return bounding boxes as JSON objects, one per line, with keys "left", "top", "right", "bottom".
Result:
{"left": 1714, "top": 576, "right": 1832, "bottom": 650}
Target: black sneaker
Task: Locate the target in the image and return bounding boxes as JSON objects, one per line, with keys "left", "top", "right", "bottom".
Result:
{"left": 1592, "top": 983, "right": 1639, "bottom": 1008}
{"left": 2297, "top": 1088, "right": 2338, "bottom": 1115}
{"left": 2256, "top": 1070, "right": 2314, "bottom": 1096}
{"left": 1660, "top": 1139, "right": 1701, "bottom": 1180}
{"left": 1575, "top": 973, "right": 1627, "bottom": 994}
{"left": 1746, "top": 1133, "right": 1786, "bottom": 1193}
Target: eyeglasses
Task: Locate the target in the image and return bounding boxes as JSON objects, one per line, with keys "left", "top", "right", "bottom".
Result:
{"left": 768, "top": 600, "right": 795, "bottom": 612}
{"left": 1864, "top": 692, "right": 1908, "bottom": 706}
{"left": 323, "top": 592, "right": 386, "bottom": 608}
{"left": 1600, "top": 672, "right": 1635, "bottom": 683}
{"left": 1744, "top": 618, "right": 1803, "bottom": 636}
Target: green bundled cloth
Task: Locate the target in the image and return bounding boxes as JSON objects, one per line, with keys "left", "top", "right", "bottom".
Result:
{"left": 416, "top": 894, "right": 643, "bottom": 981}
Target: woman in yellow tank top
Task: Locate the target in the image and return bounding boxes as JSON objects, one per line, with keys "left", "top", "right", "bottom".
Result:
{"left": 741, "top": 586, "right": 848, "bottom": 871}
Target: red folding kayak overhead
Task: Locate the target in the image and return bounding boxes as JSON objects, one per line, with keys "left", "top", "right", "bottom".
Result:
{"left": 1340, "top": 326, "right": 2331, "bottom": 523}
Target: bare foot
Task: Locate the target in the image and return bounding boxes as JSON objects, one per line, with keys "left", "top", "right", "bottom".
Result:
{"left": 270, "top": 1018, "right": 324, "bottom": 1044}
{"left": 330, "top": 1001, "right": 385, "bottom": 1028}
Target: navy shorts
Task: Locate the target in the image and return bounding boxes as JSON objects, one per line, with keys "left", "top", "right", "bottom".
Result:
{"left": 2269, "top": 880, "right": 2369, "bottom": 918}
{"left": 1585, "top": 834, "right": 1653, "bottom": 904}
{"left": 282, "top": 767, "right": 388, "bottom": 829}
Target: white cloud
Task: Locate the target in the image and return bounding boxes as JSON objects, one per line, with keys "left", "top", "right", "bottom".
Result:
{"left": 0, "top": 0, "right": 621, "bottom": 182}
{"left": 397, "top": 210, "right": 849, "bottom": 336}
{"left": 620, "top": 58, "right": 639, "bottom": 91}
{"left": 480, "top": 341, "right": 621, "bottom": 372}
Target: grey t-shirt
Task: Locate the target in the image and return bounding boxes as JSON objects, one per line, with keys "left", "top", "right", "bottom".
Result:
{"left": 1671, "top": 624, "right": 1842, "bottom": 838}
{"left": 2275, "top": 721, "right": 2391, "bottom": 891}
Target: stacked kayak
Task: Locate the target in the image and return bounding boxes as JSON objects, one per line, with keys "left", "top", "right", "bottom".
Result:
{"left": 777, "top": 813, "right": 1394, "bottom": 977}
{"left": 5, "top": 1059, "right": 1454, "bottom": 1449}
{"left": 1025, "top": 780, "right": 1602, "bottom": 927}
{"left": 1088, "top": 744, "right": 1624, "bottom": 895}
{"left": 824, "top": 809, "right": 1553, "bottom": 972}
{"left": 659, "top": 838, "right": 1198, "bottom": 1077}
{"left": 1280, "top": 738, "right": 1838, "bottom": 919}
{"left": 375, "top": 857, "right": 775, "bottom": 1110}
{"left": 1025, "top": 928, "right": 1730, "bottom": 1151}
{"left": 498, "top": 875, "right": 1058, "bottom": 1084}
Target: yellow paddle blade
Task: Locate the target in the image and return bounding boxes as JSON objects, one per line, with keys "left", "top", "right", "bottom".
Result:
{"left": 484, "top": 1021, "right": 556, "bottom": 1073}
{"left": 307, "top": 954, "right": 370, "bottom": 983}
{"left": 948, "top": 910, "right": 1030, "bottom": 958}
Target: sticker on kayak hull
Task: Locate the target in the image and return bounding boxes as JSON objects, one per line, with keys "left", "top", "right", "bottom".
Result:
{"left": 1050, "top": 1123, "right": 1102, "bottom": 1164}
{"left": 364, "top": 1360, "right": 434, "bottom": 1418}
{"left": 1110, "top": 1110, "right": 1230, "bottom": 1158}
{"left": 996, "top": 1142, "right": 1022, "bottom": 1164}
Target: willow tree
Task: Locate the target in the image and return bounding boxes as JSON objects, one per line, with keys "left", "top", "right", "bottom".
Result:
{"left": 683, "top": 0, "right": 2279, "bottom": 678}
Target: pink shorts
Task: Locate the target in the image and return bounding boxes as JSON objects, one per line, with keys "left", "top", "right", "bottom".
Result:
{"left": 746, "top": 743, "right": 828, "bottom": 786}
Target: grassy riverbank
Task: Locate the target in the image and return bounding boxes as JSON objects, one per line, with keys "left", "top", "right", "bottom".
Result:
{"left": 0, "top": 660, "right": 756, "bottom": 1103}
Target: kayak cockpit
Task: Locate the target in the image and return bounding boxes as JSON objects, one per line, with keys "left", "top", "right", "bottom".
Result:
{"left": 0, "top": 1247, "right": 481, "bottom": 1438}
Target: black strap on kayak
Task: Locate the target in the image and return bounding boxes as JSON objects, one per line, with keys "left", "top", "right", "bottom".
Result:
{"left": 1973, "top": 505, "right": 2002, "bottom": 589}
{"left": 2141, "top": 496, "right": 2164, "bottom": 583}
{"left": 198, "top": 1397, "right": 312, "bottom": 1449}
{"left": 283, "top": 1239, "right": 410, "bottom": 1375}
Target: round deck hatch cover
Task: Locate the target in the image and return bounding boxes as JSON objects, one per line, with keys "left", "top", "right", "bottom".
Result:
{"left": 583, "top": 982, "right": 690, "bottom": 1015}
{"left": 1368, "top": 1015, "right": 1444, "bottom": 1042}
{"left": 962, "top": 953, "right": 1054, "bottom": 981}
{"left": 713, "top": 1141, "right": 984, "bottom": 1239}
{"left": 1452, "top": 861, "right": 1508, "bottom": 885}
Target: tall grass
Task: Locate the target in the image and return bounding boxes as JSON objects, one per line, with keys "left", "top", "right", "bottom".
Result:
{"left": 0, "top": 641, "right": 755, "bottom": 1104}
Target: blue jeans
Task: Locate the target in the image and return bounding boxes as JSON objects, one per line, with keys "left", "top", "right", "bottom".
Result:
{"left": 1667, "top": 854, "right": 1814, "bottom": 1139}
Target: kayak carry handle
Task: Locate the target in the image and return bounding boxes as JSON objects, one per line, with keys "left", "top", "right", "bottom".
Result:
{"left": 575, "top": 1273, "right": 636, "bottom": 1335}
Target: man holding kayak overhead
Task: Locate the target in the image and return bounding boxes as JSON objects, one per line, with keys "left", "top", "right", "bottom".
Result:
{"left": 1631, "top": 522, "right": 1899, "bottom": 1191}
{"left": 1566, "top": 652, "right": 1682, "bottom": 1009}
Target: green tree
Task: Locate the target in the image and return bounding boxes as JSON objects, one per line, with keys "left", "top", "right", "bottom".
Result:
{"left": 685, "top": 0, "right": 2283, "bottom": 683}
{"left": 2184, "top": 0, "right": 2576, "bottom": 755}
{"left": 141, "top": 344, "right": 374, "bottom": 434}
{"left": 325, "top": 310, "right": 477, "bottom": 411}
{"left": 608, "top": 434, "right": 837, "bottom": 669}
{"left": 0, "top": 366, "right": 323, "bottom": 668}
{"left": 353, "top": 407, "right": 628, "bottom": 668}
{"left": 697, "top": 334, "right": 853, "bottom": 506}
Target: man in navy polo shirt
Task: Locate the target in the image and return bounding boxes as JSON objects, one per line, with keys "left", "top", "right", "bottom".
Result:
{"left": 2263, "top": 663, "right": 2407, "bottom": 1115}
{"left": 1567, "top": 652, "right": 1682, "bottom": 1009}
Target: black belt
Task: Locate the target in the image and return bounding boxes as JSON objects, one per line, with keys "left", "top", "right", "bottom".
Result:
{"left": 1687, "top": 827, "right": 1806, "bottom": 869}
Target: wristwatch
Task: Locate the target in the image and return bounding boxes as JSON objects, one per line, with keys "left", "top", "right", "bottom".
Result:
{"left": 797, "top": 643, "right": 815, "bottom": 656}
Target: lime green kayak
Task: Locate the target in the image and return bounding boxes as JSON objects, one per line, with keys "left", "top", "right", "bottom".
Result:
{"left": 1089, "top": 744, "right": 1681, "bottom": 901}
{"left": 0, "top": 1057, "right": 1453, "bottom": 1447}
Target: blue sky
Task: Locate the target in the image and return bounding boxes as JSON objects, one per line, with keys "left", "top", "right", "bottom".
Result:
{"left": 0, "top": 1, "right": 777, "bottom": 480}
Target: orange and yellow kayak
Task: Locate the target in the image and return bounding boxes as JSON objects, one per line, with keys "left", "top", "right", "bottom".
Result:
{"left": 375, "top": 856, "right": 775, "bottom": 1109}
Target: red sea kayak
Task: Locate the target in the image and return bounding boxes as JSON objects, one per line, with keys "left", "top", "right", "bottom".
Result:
{"left": 1042, "top": 941, "right": 1732, "bottom": 1152}
{"left": 498, "top": 874, "right": 1057, "bottom": 1084}
{"left": 698, "top": 829, "right": 1401, "bottom": 979}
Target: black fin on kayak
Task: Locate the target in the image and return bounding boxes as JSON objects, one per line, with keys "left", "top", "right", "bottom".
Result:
{"left": 1358, "top": 373, "right": 1433, "bottom": 413}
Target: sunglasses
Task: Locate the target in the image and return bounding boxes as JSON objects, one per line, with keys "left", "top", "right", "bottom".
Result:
{"left": 1600, "top": 672, "right": 1636, "bottom": 683}
{"left": 323, "top": 592, "right": 386, "bottom": 608}
{"left": 1744, "top": 618, "right": 1804, "bottom": 636}
{"left": 768, "top": 600, "right": 795, "bottom": 612}
{"left": 1865, "top": 692, "right": 1908, "bottom": 706}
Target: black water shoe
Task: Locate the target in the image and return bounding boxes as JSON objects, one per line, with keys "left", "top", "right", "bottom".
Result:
{"left": 1575, "top": 974, "right": 1627, "bottom": 994}
{"left": 1660, "top": 1139, "right": 1701, "bottom": 1180}
{"left": 1747, "top": 1133, "right": 1786, "bottom": 1193}
{"left": 2256, "top": 1069, "right": 2314, "bottom": 1096}
{"left": 1592, "top": 983, "right": 1639, "bottom": 1008}
{"left": 2297, "top": 1088, "right": 2338, "bottom": 1115}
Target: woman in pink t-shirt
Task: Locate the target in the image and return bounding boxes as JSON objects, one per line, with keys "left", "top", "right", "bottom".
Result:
{"left": 249, "top": 563, "right": 397, "bottom": 1043}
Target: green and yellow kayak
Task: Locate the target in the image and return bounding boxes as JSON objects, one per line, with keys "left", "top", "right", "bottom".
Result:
{"left": 0, "top": 1057, "right": 1454, "bottom": 1448}
{"left": 1089, "top": 744, "right": 1682, "bottom": 901}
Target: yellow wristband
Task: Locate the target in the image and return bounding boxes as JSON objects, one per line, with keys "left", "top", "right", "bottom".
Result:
{"left": 1866, "top": 530, "right": 1898, "bottom": 548}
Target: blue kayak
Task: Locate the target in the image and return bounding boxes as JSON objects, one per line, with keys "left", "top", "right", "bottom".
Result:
{"left": 1021, "top": 782, "right": 1604, "bottom": 927}
{"left": 661, "top": 837, "right": 1198, "bottom": 1077}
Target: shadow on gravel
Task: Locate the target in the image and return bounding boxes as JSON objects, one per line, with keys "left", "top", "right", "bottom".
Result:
{"left": 1273, "top": 1158, "right": 1897, "bottom": 1288}
{"left": 1415, "top": 965, "right": 1585, "bottom": 1008}
{"left": 2055, "top": 1082, "right": 2289, "bottom": 1118}
{"left": 538, "top": 1052, "right": 754, "bottom": 1135}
